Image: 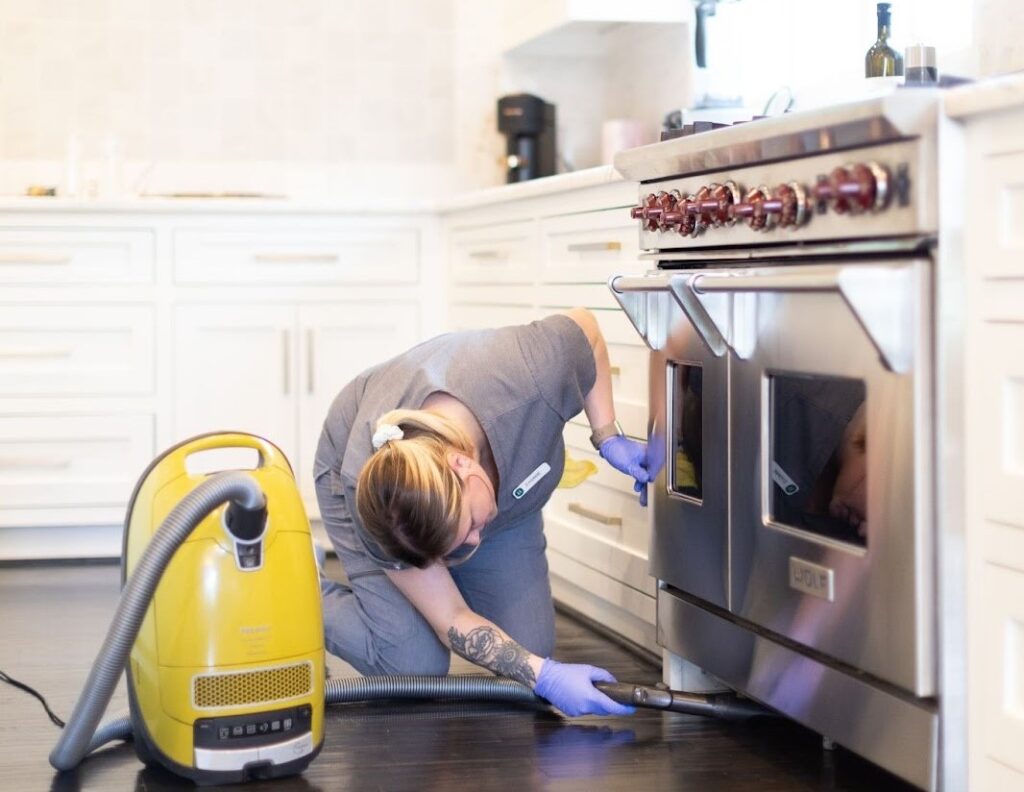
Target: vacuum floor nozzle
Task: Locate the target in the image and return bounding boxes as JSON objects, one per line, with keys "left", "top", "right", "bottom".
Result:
{"left": 594, "top": 681, "right": 773, "bottom": 721}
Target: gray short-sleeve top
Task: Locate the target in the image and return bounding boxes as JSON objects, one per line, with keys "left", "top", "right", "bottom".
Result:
{"left": 312, "top": 314, "right": 597, "bottom": 570}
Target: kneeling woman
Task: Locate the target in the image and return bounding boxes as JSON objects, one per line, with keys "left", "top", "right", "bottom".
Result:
{"left": 313, "top": 309, "right": 649, "bottom": 716}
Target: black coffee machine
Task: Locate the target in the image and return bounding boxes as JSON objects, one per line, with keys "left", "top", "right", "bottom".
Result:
{"left": 497, "top": 94, "right": 556, "bottom": 183}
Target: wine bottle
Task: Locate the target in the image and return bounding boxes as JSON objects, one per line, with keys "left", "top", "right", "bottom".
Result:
{"left": 865, "top": 3, "right": 904, "bottom": 78}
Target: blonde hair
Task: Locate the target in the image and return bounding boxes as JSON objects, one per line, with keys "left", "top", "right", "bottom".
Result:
{"left": 355, "top": 408, "right": 475, "bottom": 568}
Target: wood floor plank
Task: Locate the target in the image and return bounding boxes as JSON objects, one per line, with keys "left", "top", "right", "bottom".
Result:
{"left": 0, "top": 562, "right": 915, "bottom": 791}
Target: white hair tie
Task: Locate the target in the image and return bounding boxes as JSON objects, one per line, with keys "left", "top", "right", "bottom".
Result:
{"left": 372, "top": 423, "right": 404, "bottom": 451}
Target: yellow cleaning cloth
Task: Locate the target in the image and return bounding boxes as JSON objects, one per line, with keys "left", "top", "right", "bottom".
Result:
{"left": 558, "top": 450, "right": 599, "bottom": 488}
{"left": 675, "top": 450, "right": 697, "bottom": 490}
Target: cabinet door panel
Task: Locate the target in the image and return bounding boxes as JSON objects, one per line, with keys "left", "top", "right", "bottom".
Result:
{"left": 174, "top": 227, "right": 419, "bottom": 285}
{"left": 173, "top": 304, "right": 298, "bottom": 467}
{"left": 0, "top": 228, "right": 154, "bottom": 285}
{"left": 0, "top": 305, "right": 154, "bottom": 396}
{"left": 297, "top": 303, "right": 420, "bottom": 510}
{"left": 540, "top": 208, "right": 641, "bottom": 284}
{"left": 0, "top": 414, "right": 153, "bottom": 526}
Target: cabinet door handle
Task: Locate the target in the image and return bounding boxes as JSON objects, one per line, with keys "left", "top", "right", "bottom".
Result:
{"left": 253, "top": 253, "right": 339, "bottom": 264}
{"left": 281, "top": 330, "right": 290, "bottom": 394}
{"left": 0, "top": 254, "right": 72, "bottom": 265}
{"left": 609, "top": 365, "right": 621, "bottom": 377}
{"left": 566, "top": 241, "right": 621, "bottom": 253}
{"left": 306, "top": 329, "right": 314, "bottom": 394}
{"left": 568, "top": 502, "right": 623, "bottom": 527}
{"left": 468, "top": 250, "right": 501, "bottom": 260}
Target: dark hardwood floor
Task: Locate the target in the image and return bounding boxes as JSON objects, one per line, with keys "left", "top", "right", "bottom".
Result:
{"left": 0, "top": 562, "right": 915, "bottom": 791}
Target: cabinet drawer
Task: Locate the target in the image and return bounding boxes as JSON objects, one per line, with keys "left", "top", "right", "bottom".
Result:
{"left": 0, "top": 228, "right": 154, "bottom": 286}
{"left": 562, "top": 422, "right": 649, "bottom": 497}
{"left": 448, "top": 304, "right": 537, "bottom": 332}
{"left": 173, "top": 227, "right": 419, "bottom": 285}
{"left": 545, "top": 482, "right": 651, "bottom": 591}
{"left": 975, "top": 560, "right": 1024, "bottom": 775}
{"left": 450, "top": 221, "right": 536, "bottom": 285}
{"left": 0, "top": 305, "right": 154, "bottom": 396}
{"left": 540, "top": 208, "right": 641, "bottom": 284}
{"left": 0, "top": 414, "right": 153, "bottom": 516}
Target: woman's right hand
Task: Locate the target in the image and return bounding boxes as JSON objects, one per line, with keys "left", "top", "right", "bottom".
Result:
{"left": 534, "top": 658, "right": 636, "bottom": 717}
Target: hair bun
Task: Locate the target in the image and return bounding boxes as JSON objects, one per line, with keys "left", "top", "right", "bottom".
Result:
{"left": 372, "top": 423, "right": 404, "bottom": 450}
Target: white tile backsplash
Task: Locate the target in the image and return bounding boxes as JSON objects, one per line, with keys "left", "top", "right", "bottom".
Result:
{"left": 0, "top": 0, "right": 456, "bottom": 197}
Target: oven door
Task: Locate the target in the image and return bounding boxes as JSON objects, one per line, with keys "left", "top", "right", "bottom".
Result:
{"left": 610, "top": 271, "right": 730, "bottom": 609}
{"left": 695, "top": 259, "right": 934, "bottom": 696}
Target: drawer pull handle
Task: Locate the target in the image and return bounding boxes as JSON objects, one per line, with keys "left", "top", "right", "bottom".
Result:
{"left": 0, "top": 457, "right": 73, "bottom": 470}
{"left": 609, "top": 365, "right": 621, "bottom": 377}
{"left": 281, "top": 330, "right": 291, "bottom": 395}
{"left": 253, "top": 253, "right": 339, "bottom": 264}
{"left": 0, "top": 347, "right": 73, "bottom": 359}
{"left": 306, "top": 329, "right": 315, "bottom": 394}
{"left": 0, "top": 254, "right": 72, "bottom": 265}
{"left": 468, "top": 250, "right": 502, "bottom": 260}
{"left": 568, "top": 502, "right": 623, "bottom": 527}
{"left": 566, "top": 241, "right": 621, "bottom": 253}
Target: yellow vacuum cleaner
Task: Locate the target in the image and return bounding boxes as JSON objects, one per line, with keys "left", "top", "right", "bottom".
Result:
{"left": 51, "top": 432, "right": 324, "bottom": 784}
{"left": 46, "top": 431, "right": 767, "bottom": 785}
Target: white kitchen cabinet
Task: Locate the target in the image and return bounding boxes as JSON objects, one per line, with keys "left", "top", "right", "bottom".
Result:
{"left": 441, "top": 173, "right": 658, "bottom": 654}
{"left": 0, "top": 207, "right": 435, "bottom": 559}
{"left": 0, "top": 413, "right": 153, "bottom": 528}
{"left": 295, "top": 303, "right": 420, "bottom": 506}
{"left": 948, "top": 82, "right": 1024, "bottom": 791}
{"left": 173, "top": 303, "right": 298, "bottom": 467}
{"left": 0, "top": 305, "right": 154, "bottom": 396}
{"left": 173, "top": 302, "right": 421, "bottom": 516}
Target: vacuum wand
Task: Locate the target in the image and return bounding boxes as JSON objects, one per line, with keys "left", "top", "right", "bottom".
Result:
{"left": 594, "top": 681, "right": 772, "bottom": 721}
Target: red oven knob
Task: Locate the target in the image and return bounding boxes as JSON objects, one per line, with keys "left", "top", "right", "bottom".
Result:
{"left": 775, "top": 182, "right": 810, "bottom": 227}
{"left": 731, "top": 186, "right": 778, "bottom": 231}
{"left": 629, "top": 191, "right": 680, "bottom": 232}
{"left": 690, "top": 182, "right": 739, "bottom": 230}
{"left": 664, "top": 193, "right": 698, "bottom": 236}
{"left": 813, "top": 162, "right": 891, "bottom": 214}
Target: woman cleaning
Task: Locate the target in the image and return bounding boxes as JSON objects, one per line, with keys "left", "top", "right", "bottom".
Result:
{"left": 313, "top": 308, "right": 649, "bottom": 717}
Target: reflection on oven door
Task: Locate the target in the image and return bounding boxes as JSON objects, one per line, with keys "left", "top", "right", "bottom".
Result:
{"left": 727, "top": 260, "right": 933, "bottom": 697}
{"left": 611, "top": 270, "right": 730, "bottom": 609}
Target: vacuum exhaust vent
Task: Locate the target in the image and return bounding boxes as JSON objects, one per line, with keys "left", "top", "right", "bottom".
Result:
{"left": 192, "top": 661, "right": 313, "bottom": 709}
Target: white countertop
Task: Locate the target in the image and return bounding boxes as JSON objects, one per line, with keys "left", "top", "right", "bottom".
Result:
{"left": 944, "top": 71, "right": 1024, "bottom": 119}
{"left": 437, "top": 165, "right": 624, "bottom": 213}
{"left": 0, "top": 166, "right": 626, "bottom": 216}
{"left": 0, "top": 195, "right": 435, "bottom": 215}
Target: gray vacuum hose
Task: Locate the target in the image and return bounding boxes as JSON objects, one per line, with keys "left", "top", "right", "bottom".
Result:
{"left": 324, "top": 674, "right": 538, "bottom": 706}
{"left": 49, "top": 473, "right": 266, "bottom": 771}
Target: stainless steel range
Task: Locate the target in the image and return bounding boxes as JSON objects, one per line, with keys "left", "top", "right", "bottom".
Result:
{"left": 610, "top": 92, "right": 944, "bottom": 790}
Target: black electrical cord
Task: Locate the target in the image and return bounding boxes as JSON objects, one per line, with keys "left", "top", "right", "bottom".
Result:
{"left": 0, "top": 669, "right": 65, "bottom": 728}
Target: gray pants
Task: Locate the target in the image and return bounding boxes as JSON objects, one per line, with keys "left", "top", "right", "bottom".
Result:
{"left": 315, "top": 472, "right": 556, "bottom": 676}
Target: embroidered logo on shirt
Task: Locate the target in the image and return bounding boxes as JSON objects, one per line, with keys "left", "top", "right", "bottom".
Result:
{"left": 513, "top": 463, "right": 551, "bottom": 499}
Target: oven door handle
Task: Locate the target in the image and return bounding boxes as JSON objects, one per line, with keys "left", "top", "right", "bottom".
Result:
{"left": 691, "top": 264, "right": 923, "bottom": 374}
{"left": 608, "top": 273, "right": 729, "bottom": 357}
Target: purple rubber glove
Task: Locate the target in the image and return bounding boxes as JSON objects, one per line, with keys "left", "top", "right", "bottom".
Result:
{"left": 599, "top": 436, "right": 649, "bottom": 505}
{"left": 534, "top": 658, "right": 636, "bottom": 717}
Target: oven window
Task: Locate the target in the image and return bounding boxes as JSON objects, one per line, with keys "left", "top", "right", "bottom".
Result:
{"left": 671, "top": 364, "right": 703, "bottom": 501}
{"left": 769, "top": 373, "right": 867, "bottom": 547}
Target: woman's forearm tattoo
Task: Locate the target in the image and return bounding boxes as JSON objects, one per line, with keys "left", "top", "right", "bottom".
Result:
{"left": 448, "top": 625, "right": 536, "bottom": 687}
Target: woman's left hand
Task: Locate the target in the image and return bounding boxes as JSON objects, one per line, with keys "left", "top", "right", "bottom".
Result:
{"left": 599, "top": 436, "right": 649, "bottom": 504}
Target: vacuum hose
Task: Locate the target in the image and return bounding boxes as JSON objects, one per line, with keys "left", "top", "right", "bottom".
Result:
{"left": 49, "top": 473, "right": 267, "bottom": 771}
{"left": 50, "top": 471, "right": 769, "bottom": 772}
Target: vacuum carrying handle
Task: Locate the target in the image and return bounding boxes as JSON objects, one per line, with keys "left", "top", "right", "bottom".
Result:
{"left": 594, "top": 681, "right": 772, "bottom": 721}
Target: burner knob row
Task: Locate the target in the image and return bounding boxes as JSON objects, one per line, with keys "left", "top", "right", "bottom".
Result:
{"left": 630, "top": 161, "right": 891, "bottom": 236}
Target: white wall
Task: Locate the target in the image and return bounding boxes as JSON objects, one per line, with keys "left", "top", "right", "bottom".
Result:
{"left": 0, "top": 0, "right": 456, "bottom": 199}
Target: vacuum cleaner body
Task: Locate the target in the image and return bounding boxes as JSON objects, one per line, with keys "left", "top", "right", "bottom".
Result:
{"left": 121, "top": 433, "right": 324, "bottom": 784}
